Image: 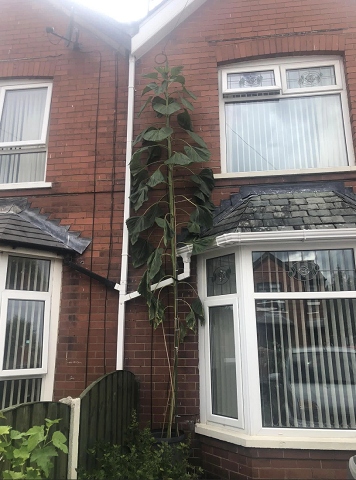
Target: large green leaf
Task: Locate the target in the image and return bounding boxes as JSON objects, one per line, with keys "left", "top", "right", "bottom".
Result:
{"left": 130, "top": 182, "right": 148, "bottom": 211}
{"left": 126, "top": 204, "right": 162, "bottom": 244}
{"left": 187, "top": 130, "right": 208, "bottom": 148}
{"left": 191, "top": 168, "right": 215, "bottom": 197}
{"left": 185, "top": 310, "right": 196, "bottom": 330}
{"left": 184, "top": 145, "right": 211, "bottom": 163}
{"left": 153, "top": 101, "right": 181, "bottom": 116}
{"left": 147, "top": 169, "right": 166, "bottom": 188}
{"left": 183, "top": 86, "right": 197, "bottom": 100}
{"left": 52, "top": 431, "right": 68, "bottom": 454}
{"left": 147, "top": 145, "right": 162, "bottom": 164}
{"left": 141, "top": 82, "right": 159, "bottom": 96}
{"left": 177, "top": 109, "right": 193, "bottom": 131}
{"left": 181, "top": 97, "right": 194, "bottom": 111}
{"left": 170, "top": 66, "right": 183, "bottom": 77}
{"left": 143, "top": 127, "right": 173, "bottom": 142}
{"left": 192, "top": 297, "right": 205, "bottom": 324}
{"left": 156, "top": 217, "right": 174, "bottom": 246}
{"left": 165, "top": 152, "right": 192, "bottom": 166}
{"left": 147, "top": 248, "right": 163, "bottom": 281}
{"left": 171, "top": 74, "right": 185, "bottom": 85}
{"left": 31, "top": 446, "right": 58, "bottom": 477}
{"left": 155, "top": 65, "right": 169, "bottom": 79}
{"left": 189, "top": 205, "right": 213, "bottom": 230}
{"left": 138, "top": 96, "right": 153, "bottom": 116}
{"left": 150, "top": 296, "right": 166, "bottom": 328}
{"left": 143, "top": 72, "right": 159, "bottom": 79}
{"left": 130, "top": 238, "right": 154, "bottom": 268}
{"left": 133, "top": 127, "right": 156, "bottom": 146}
{"left": 189, "top": 236, "right": 215, "bottom": 255}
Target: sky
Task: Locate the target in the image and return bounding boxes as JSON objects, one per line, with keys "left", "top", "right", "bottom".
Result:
{"left": 73, "top": 0, "right": 164, "bottom": 23}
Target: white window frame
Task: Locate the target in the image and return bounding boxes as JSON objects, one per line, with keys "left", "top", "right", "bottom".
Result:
{"left": 198, "top": 238, "right": 356, "bottom": 449}
{"left": 0, "top": 248, "right": 61, "bottom": 402}
{"left": 218, "top": 56, "right": 355, "bottom": 178}
{"left": 0, "top": 80, "right": 53, "bottom": 189}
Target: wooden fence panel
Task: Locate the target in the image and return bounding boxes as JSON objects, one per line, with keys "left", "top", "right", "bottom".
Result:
{"left": 78, "top": 370, "right": 139, "bottom": 472}
{"left": 0, "top": 401, "right": 70, "bottom": 480}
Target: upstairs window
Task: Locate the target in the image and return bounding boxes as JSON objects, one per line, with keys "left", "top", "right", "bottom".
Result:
{"left": 0, "top": 83, "right": 52, "bottom": 185}
{"left": 220, "top": 57, "right": 354, "bottom": 174}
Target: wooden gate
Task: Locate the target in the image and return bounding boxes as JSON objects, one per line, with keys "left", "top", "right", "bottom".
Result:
{"left": 77, "top": 370, "right": 139, "bottom": 472}
{"left": 0, "top": 401, "right": 70, "bottom": 480}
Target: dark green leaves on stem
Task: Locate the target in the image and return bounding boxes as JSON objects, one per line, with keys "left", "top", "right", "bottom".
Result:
{"left": 128, "top": 63, "right": 215, "bottom": 335}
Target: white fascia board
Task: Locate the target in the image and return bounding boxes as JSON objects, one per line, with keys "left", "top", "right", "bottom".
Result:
{"left": 131, "top": 0, "right": 208, "bottom": 59}
{"left": 215, "top": 229, "right": 356, "bottom": 247}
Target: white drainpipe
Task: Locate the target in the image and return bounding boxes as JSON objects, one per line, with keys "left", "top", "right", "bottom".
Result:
{"left": 116, "top": 54, "right": 136, "bottom": 370}
{"left": 115, "top": 55, "right": 193, "bottom": 370}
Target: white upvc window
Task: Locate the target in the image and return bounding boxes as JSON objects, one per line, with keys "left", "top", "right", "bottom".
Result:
{"left": 0, "top": 250, "right": 61, "bottom": 409}
{"left": 198, "top": 240, "right": 356, "bottom": 447}
{"left": 219, "top": 56, "right": 354, "bottom": 176}
{"left": 0, "top": 82, "right": 52, "bottom": 187}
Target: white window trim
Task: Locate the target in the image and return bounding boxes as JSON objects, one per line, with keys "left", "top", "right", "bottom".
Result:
{"left": 197, "top": 235, "right": 356, "bottom": 449}
{"left": 0, "top": 81, "right": 52, "bottom": 188}
{"left": 219, "top": 56, "right": 355, "bottom": 176}
{"left": 0, "top": 249, "right": 62, "bottom": 402}
{"left": 0, "top": 83, "right": 52, "bottom": 149}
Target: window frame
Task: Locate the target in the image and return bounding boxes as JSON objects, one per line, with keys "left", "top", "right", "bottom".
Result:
{"left": 198, "top": 239, "right": 356, "bottom": 446}
{"left": 0, "top": 248, "right": 61, "bottom": 403}
{"left": 218, "top": 56, "right": 355, "bottom": 177}
{"left": 0, "top": 81, "right": 53, "bottom": 188}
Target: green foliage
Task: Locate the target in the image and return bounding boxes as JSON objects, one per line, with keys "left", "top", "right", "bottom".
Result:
{"left": 127, "top": 61, "right": 215, "bottom": 437}
{"left": 0, "top": 412, "right": 68, "bottom": 479}
{"left": 78, "top": 414, "right": 202, "bottom": 480}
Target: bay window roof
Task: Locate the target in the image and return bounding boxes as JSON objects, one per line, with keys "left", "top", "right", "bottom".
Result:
{"left": 205, "top": 184, "right": 356, "bottom": 237}
{"left": 0, "top": 198, "right": 91, "bottom": 254}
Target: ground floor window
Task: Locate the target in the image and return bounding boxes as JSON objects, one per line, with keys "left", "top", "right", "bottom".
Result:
{"left": 200, "top": 243, "right": 356, "bottom": 436}
{"left": 0, "top": 251, "right": 61, "bottom": 409}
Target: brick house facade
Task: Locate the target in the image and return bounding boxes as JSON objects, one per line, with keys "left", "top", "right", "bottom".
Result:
{"left": 2, "top": 0, "right": 356, "bottom": 478}
{"left": 124, "top": 0, "right": 356, "bottom": 478}
{"left": 0, "top": 0, "right": 130, "bottom": 405}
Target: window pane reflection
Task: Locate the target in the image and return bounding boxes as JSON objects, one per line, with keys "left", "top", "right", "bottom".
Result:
{"left": 209, "top": 305, "right": 238, "bottom": 419}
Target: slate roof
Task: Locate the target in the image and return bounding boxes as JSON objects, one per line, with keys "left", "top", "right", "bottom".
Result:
{"left": 0, "top": 198, "right": 91, "bottom": 254}
{"left": 204, "top": 184, "right": 356, "bottom": 238}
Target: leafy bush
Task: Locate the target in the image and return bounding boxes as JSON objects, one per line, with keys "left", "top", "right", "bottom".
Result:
{"left": 78, "top": 414, "right": 202, "bottom": 480}
{"left": 0, "top": 411, "right": 68, "bottom": 479}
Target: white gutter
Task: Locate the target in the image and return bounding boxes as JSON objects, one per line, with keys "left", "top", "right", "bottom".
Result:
{"left": 122, "top": 246, "right": 192, "bottom": 302}
{"left": 116, "top": 54, "right": 136, "bottom": 370}
{"left": 215, "top": 228, "right": 356, "bottom": 247}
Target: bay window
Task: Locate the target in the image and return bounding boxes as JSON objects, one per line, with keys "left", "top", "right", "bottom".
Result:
{"left": 199, "top": 242, "right": 356, "bottom": 444}
{"left": 219, "top": 57, "right": 354, "bottom": 174}
{"left": 0, "top": 82, "right": 52, "bottom": 186}
{"left": 0, "top": 251, "right": 61, "bottom": 409}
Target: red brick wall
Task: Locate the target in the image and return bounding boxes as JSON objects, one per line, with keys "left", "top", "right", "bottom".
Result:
{"left": 125, "top": 0, "right": 356, "bottom": 477}
{"left": 1, "top": 0, "right": 129, "bottom": 398}
{"left": 199, "top": 435, "right": 353, "bottom": 480}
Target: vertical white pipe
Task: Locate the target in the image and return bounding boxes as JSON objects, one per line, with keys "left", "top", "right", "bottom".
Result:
{"left": 116, "top": 54, "right": 136, "bottom": 371}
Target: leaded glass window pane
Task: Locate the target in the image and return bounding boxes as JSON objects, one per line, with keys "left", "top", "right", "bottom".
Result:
{"left": 286, "top": 66, "right": 336, "bottom": 89}
{"left": 253, "top": 249, "right": 356, "bottom": 293}
{"left": 227, "top": 70, "right": 275, "bottom": 90}
{"left": 207, "top": 254, "right": 236, "bottom": 296}
{"left": 209, "top": 305, "right": 238, "bottom": 419}
{"left": 6, "top": 256, "right": 50, "bottom": 292}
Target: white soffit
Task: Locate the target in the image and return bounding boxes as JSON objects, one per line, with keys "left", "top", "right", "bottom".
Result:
{"left": 131, "top": 0, "right": 209, "bottom": 59}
